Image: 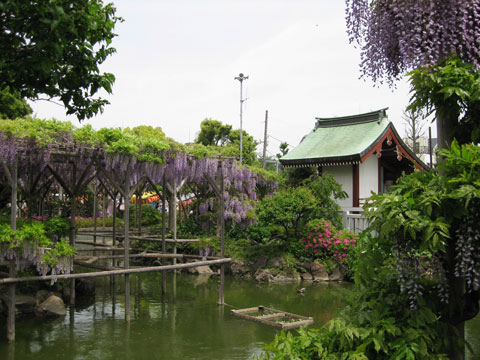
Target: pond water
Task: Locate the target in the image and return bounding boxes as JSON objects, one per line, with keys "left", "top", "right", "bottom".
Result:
{"left": 1, "top": 272, "right": 479, "bottom": 359}
{"left": 0, "top": 273, "right": 350, "bottom": 360}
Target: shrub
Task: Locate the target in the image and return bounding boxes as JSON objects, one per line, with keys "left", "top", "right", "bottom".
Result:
{"left": 302, "top": 219, "right": 357, "bottom": 263}
{"left": 129, "top": 204, "right": 162, "bottom": 226}
{"left": 260, "top": 275, "right": 452, "bottom": 359}
{"left": 44, "top": 216, "right": 69, "bottom": 242}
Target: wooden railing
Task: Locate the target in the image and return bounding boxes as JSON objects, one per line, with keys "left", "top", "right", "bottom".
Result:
{"left": 340, "top": 207, "right": 369, "bottom": 234}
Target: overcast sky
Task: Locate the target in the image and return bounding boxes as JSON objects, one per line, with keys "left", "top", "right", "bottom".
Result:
{"left": 30, "top": 0, "right": 429, "bottom": 159}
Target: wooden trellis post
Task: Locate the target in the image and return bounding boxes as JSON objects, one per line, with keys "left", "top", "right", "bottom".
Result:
{"left": 124, "top": 167, "right": 131, "bottom": 322}
{"left": 162, "top": 174, "right": 167, "bottom": 294}
{"left": 218, "top": 161, "right": 225, "bottom": 305}
{"left": 7, "top": 156, "right": 18, "bottom": 342}
{"left": 90, "top": 183, "right": 98, "bottom": 253}
{"left": 204, "top": 161, "right": 226, "bottom": 305}
{"left": 47, "top": 162, "right": 97, "bottom": 305}
{"left": 98, "top": 166, "right": 138, "bottom": 322}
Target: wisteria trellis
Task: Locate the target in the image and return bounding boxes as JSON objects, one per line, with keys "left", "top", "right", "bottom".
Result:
{"left": 0, "top": 119, "right": 277, "bottom": 276}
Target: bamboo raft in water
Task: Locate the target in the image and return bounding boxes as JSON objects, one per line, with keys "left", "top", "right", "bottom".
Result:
{"left": 231, "top": 305, "right": 314, "bottom": 330}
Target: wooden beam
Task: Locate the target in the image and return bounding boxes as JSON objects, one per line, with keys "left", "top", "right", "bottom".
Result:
{"left": 204, "top": 173, "right": 221, "bottom": 198}
{"left": 7, "top": 155, "right": 17, "bottom": 343}
{"left": 124, "top": 166, "right": 131, "bottom": 322}
{"left": 162, "top": 173, "right": 167, "bottom": 294}
{"left": 74, "top": 261, "right": 120, "bottom": 271}
{"left": 0, "top": 258, "right": 232, "bottom": 284}
{"left": 218, "top": 161, "right": 225, "bottom": 305}
{"left": 46, "top": 164, "right": 73, "bottom": 196}
{"left": 0, "top": 156, "right": 12, "bottom": 185}
{"left": 98, "top": 168, "right": 125, "bottom": 197}
{"left": 352, "top": 164, "right": 359, "bottom": 207}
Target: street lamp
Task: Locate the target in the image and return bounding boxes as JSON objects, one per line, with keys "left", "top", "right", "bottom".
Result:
{"left": 234, "top": 73, "right": 248, "bottom": 165}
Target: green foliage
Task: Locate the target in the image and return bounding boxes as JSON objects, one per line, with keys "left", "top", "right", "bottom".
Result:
{"left": 276, "top": 142, "right": 289, "bottom": 160}
{"left": 408, "top": 56, "right": 480, "bottom": 144}
{"left": 195, "top": 118, "right": 232, "bottom": 146}
{"left": 228, "top": 129, "right": 259, "bottom": 165}
{"left": 178, "top": 217, "right": 206, "bottom": 239}
{"left": 246, "top": 165, "right": 279, "bottom": 200}
{"left": 256, "top": 174, "right": 346, "bottom": 242}
{"left": 74, "top": 216, "right": 123, "bottom": 229}
{"left": 261, "top": 143, "right": 480, "bottom": 359}
{"left": 15, "top": 222, "right": 51, "bottom": 248}
{"left": 0, "top": 223, "right": 15, "bottom": 244}
{"left": 364, "top": 170, "right": 450, "bottom": 256}
{"left": 0, "top": 222, "right": 75, "bottom": 273}
{"left": 188, "top": 235, "right": 220, "bottom": 256}
{"left": 309, "top": 174, "right": 347, "bottom": 228}
{"left": 0, "top": 117, "right": 173, "bottom": 162}
{"left": 194, "top": 118, "right": 259, "bottom": 165}
{"left": 44, "top": 216, "right": 69, "bottom": 242}
{"left": 129, "top": 204, "right": 161, "bottom": 227}
{"left": 260, "top": 275, "right": 452, "bottom": 359}
{"left": 281, "top": 166, "right": 316, "bottom": 188}
{"left": 257, "top": 187, "right": 316, "bottom": 239}
{"left": 0, "top": 86, "right": 32, "bottom": 119}
{"left": 43, "top": 238, "right": 75, "bottom": 267}
{"left": 0, "top": 117, "right": 74, "bottom": 146}
{"left": 0, "top": 0, "right": 122, "bottom": 120}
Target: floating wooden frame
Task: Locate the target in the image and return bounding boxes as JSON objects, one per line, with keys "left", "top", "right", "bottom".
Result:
{"left": 231, "top": 305, "right": 314, "bottom": 330}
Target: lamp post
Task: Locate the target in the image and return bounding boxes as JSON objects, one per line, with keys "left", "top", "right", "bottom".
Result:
{"left": 234, "top": 73, "right": 248, "bottom": 165}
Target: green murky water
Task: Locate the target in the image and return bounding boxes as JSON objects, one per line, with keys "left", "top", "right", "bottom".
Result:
{"left": 1, "top": 272, "right": 479, "bottom": 359}
{"left": 0, "top": 273, "right": 349, "bottom": 360}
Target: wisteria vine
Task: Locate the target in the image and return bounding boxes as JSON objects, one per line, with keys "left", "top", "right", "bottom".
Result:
{"left": 345, "top": 0, "right": 480, "bottom": 84}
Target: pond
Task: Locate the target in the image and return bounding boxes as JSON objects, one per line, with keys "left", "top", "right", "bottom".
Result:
{"left": 0, "top": 273, "right": 350, "bottom": 360}
{"left": 1, "top": 272, "right": 479, "bottom": 359}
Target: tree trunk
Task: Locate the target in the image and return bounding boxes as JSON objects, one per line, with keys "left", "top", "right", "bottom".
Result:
{"left": 436, "top": 105, "right": 458, "bottom": 150}
{"left": 437, "top": 104, "right": 465, "bottom": 360}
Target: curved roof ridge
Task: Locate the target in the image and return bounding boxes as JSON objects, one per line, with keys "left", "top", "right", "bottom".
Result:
{"left": 315, "top": 108, "right": 389, "bottom": 128}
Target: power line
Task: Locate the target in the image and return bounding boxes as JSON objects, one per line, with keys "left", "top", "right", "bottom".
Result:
{"left": 268, "top": 134, "right": 292, "bottom": 147}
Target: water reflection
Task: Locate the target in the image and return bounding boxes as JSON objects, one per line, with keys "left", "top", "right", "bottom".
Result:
{"left": 7, "top": 274, "right": 476, "bottom": 359}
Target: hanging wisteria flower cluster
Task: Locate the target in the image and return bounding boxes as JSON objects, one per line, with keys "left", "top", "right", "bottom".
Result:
{"left": 345, "top": 0, "right": 480, "bottom": 84}
{"left": 0, "top": 223, "right": 75, "bottom": 282}
{"left": 455, "top": 204, "right": 480, "bottom": 293}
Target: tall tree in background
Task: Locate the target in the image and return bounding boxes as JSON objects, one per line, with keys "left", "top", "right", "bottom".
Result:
{"left": 402, "top": 108, "right": 426, "bottom": 156}
{"left": 0, "top": 0, "right": 121, "bottom": 121}
{"left": 195, "top": 118, "right": 232, "bottom": 146}
{"left": 195, "top": 119, "right": 258, "bottom": 165}
{"left": 0, "top": 86, "right": 32, "bottom": 119}
{"left": 346, "top": 0, "right": 480, "bottom": 148}
{"left": 276, "top": 142, "right": 289, "bottom": 159}
{"left": 228, "top": 129, "right": 258, "bottom": 165}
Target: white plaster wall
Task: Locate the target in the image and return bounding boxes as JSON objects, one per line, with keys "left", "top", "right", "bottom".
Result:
{"left": 323, "top": 165, "right": 353, "bottom": 208}
{"left": 359, "top": 156, "right": 378, "bottom": 202}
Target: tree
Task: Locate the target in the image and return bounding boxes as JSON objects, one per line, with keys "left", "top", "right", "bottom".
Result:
{"left": 346, "top": 0, "right": 480, "bottom": 148}
{"left": 194, "top": 119, "right": 258, "bottom": 165}
{"left": 409, "top": 57, "right": 480, "bottom": 146}
{"left": 228, "top": 129, "right": 258, "bottom": 165}
{"left": 276, "top": 142, "right": 289, "bottom": 160}
{"left": 195, "top": 119, "right": 232, "bottom": 146}
{"left": 0, "top": 0, "right": 121, "bottom": 121}
{"left": 0, "top": 86, "right": 32, "bottom": 119}
{"left": 402, "top": 108, "right": 426, "bottom": 155}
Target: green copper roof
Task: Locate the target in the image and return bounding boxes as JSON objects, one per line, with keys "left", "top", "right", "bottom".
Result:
{"left": 280, "top": 109, "right": 390, "bottom": 167}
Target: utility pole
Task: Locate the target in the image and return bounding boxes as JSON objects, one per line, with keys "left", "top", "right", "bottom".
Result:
{"left": 262, "top": 110, "right": 268, "bottom": 168}
{"left": 234, "top": 73, "right": 248, "bottom": 165}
